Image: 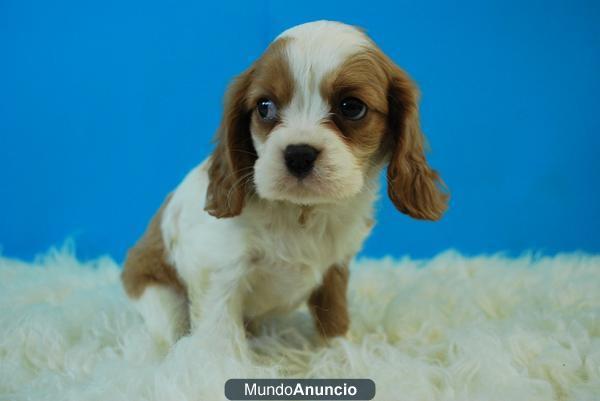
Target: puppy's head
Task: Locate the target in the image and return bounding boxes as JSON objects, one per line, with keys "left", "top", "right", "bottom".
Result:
{"left": 205, "top": 21, "right": 448, "bottom": 220}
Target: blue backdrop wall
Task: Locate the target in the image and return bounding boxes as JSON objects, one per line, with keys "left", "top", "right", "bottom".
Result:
{"left": 1, "top": 0, "right": 599, "bottom": 261}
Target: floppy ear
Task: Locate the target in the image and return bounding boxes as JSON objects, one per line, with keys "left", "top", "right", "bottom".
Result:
{"left": 204, "top": 68, "right": 256, "bottom": 218}
{"left": 386, "top": 65, "right": 448, "bottom": 220}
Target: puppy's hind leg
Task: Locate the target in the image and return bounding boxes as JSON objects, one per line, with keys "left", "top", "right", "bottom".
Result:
{"left": 121, "top": 195, "right": 189, "bottom": 348}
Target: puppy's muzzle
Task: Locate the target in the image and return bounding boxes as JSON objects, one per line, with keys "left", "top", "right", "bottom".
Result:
{"left": 284, "top": 144, "right": 319, "bottom": 179}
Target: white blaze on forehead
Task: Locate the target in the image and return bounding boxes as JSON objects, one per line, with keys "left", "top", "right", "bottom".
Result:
{"left": 276, "top": 21, "right": 371, "bottom": 128}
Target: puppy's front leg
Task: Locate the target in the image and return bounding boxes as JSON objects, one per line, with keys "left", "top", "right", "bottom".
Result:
{"left": 188, "top": 267, "right": 249, "bottom": 359}
{"left": 308, "top": 263, "right": 350, "bottom": 338}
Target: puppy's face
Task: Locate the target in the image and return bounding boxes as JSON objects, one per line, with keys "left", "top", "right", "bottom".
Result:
{"left": 248, "top": 31, "right": 386, "bottom": 204}
{"left": 205, "top": 21, "right": 448, "bottom": 220}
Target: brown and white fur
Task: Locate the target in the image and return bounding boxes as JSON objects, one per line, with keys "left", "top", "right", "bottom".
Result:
{"left": 121, "top": 21, "right": 448, "bottom": 354}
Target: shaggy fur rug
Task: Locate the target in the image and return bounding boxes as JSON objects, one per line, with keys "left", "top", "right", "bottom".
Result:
{"left": 0, "top": 247, "right": 599, "bottom": 401}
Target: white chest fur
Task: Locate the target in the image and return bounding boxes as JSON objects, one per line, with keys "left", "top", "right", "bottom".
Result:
{"left": 162, "top": 161, "right": 376, "bottom": 323}
{"left": 240, "top": 197, "right": 374, "bottom": 319}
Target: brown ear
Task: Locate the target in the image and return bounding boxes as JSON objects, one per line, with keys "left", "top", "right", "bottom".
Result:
{"left": 386, "top": 65, "right": 449, "bottom": 220}
{"left": 204, "top": 68, "right": 256, "bottom": 218}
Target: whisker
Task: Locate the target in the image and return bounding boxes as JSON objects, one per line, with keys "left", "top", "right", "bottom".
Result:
{"left": 229, "top": 148, "right": 258, "bottom": 157}
{"left": 225, "top": 171, "right": 255, "bottom": 209}
{"left": 216, "top": 165, "right": 255, "bottom": 184}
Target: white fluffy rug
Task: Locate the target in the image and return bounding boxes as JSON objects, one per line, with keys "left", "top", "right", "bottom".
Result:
{"left": 1, "top": 247, "right": 599, "bottom": 401}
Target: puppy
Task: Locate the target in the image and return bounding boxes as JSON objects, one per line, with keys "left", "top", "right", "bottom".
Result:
{"left": 122, "top": 20, "right": 448, "bottom": 351}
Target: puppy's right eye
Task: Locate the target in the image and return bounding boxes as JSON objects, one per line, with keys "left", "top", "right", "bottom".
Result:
{"left": 257, "top": 98, "right": 278, "bottom": 121}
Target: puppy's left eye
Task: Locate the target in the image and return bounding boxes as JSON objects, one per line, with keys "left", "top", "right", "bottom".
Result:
{"left": 339, "top": 97, "right": 367, "bottom": 120}
{"left": 257, "top": 98, "right": 278, "bottom": 121}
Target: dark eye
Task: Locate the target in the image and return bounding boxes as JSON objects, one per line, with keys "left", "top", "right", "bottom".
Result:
{"left": 257, "top": 98, "right": 278, "bottom": 121}
{"left": 339, "top": 97, "right": 367, "bottom": 120}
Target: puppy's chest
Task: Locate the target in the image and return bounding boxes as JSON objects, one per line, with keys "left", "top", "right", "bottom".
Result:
{"left": 241, "top": 213, "right": 356, "bottom": 319}
{"left": 243, "top": 255, "right": 320, "bottom": 320}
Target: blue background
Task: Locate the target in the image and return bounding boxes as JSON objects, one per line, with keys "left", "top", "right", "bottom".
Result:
{"left": 1, "top": 0, "right": 599, "bottom": 261}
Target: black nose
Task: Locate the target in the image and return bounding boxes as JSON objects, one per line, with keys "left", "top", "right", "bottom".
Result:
{"left": 284, "top": 144, "right": 319, "bottom": 178}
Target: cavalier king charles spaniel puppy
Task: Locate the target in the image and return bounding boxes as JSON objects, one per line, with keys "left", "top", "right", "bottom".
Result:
{"left": 122, "top": 20, "right": 448, "bottom": 353}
